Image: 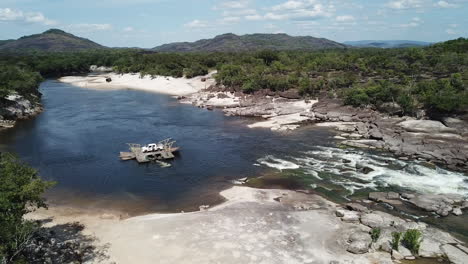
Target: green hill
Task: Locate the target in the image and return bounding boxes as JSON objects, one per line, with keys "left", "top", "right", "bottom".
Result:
{"left": 0, "top": 29, "right": 106, "bottom": 52}
{"left": 153, "top": 33, "right": 347, "bottom": 52}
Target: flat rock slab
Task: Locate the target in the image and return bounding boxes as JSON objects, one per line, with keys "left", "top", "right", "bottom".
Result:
{"left": 398, "top": 120, "right": 457, "bottom": 134}
{"left": 442, "top": 244, "right": 468, "bottom": 264}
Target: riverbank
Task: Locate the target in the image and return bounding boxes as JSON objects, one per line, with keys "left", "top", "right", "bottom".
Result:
{"left": 28, "top": 185, "right": 468, "bottom": 264}
{"left": 59, "top": 72, "right": 216, "bottom": 96}
{"left": 179, "top": 84, "right": 468, "bottom": 172}
{"left": 0, "top": 93, "right": 43, "bottom": 130}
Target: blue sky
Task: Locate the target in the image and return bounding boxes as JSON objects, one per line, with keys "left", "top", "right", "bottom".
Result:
{"left": 1, "top": 0, "right": 467, "bottom": 48}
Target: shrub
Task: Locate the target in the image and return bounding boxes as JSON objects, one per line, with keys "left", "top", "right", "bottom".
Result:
{"left": 391, "top": 232, "right": 402, "bottom": 251}
{"left": 402, "top": 229, "right": 422, "bottom": 255}
{"left": 0, "top": 153, "right": 55, "bottom": 262}
{"left": 184, "top": 63, "right": 208, "bottom": 78}
{"left": 371, "top": 228, "right": 381, "bottom": 243}
{"left": 344, "top": 88, "right": 370, "bottom": 107}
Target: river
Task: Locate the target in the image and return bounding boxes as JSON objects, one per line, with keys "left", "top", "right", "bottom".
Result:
{"left": 1, "top": 80, "right": 467, "bottom": 241}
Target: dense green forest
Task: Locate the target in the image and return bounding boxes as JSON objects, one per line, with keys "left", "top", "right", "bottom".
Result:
{"left": 1, "top": 38, "right": 467, "bottom": 117}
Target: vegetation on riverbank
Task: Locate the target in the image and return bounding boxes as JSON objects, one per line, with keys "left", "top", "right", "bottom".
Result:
{"left": 1, "top": 38, "right": 467, "bottom": 117}
{"left": 0, "top": 153, "right": 54, "bottom": 263}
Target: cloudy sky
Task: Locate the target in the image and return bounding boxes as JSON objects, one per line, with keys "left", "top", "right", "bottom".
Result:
{"left": 1, "top": 0, "right": 467, "bottom": 48}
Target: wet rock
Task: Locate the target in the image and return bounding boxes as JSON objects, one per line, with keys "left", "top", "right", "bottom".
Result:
{"left": 407, "top": 194, "right": 464, "bottom": 216}
{"left": 346, "top": 203, "right": 369, "bottom": 213}
{"left": 400, "top": 193, "right": 415, "bottom": 200}
{"left": 452, "top": 207, "right": 463, "bottom": 216}
{"left": 369, "top": 192, "right": 400, "bottom": 203}
{"left": 462, "top": 201, "right": 468, "bottom": 209}
{"left": 441, "top": 244, "right": 468, "bottom": 264}
{"left": 347, "top": 232, "right": 372, "bottom": 254}
{"left": 355, "top": 164, "right": 374, "bottom": 174}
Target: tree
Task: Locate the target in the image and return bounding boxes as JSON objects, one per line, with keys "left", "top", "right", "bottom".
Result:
{"left": 0, "top": 153, "right": 55, "bottom": 263}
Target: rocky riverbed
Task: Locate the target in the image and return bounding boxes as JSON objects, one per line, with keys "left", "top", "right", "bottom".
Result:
{"left": 180, "top": 85, "right": 468, "bottom": 172}
{"left": 0, "top": 93, "right": 42, "bottom": 130}
{"left": 28, "top": 186, "right": 468, "bottom": 264}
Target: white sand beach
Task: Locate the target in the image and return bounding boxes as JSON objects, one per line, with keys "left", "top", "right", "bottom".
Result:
{"left": 59, "top": 71, "right": 216, "bottom": 96}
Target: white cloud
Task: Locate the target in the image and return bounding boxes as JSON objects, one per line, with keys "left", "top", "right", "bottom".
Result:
{"left": 385, "top": 0, "right": 425, "bottom": 9}
{"left": 250, "top": 1, "right": 334, "bottom": 21}
{"left": 245, "top": 14, "right": 263, "bottom": 21}
{"left": 123, "top": 26, "right": 134, "bottom": 32}
{"left": 446, "top": 28, "right": 457, "bottom": 34}
{"left": 220, "top": 16, "right": 241, "bottom": 24}
{"left": 68, "top": 23, "right": 112, "bottom": 32}
{"left": 216, "top": 0, "right": 250, "bottom": 10}
{"left": 271, "top": 0, "right": 308, "bottom": 11}
{"left": 336, "top": 15, "right": 355, "bottom": 22}
{"left": 0, "top": 8, "right": 56, "bottom": 25}
{"left": 184, "top": 19, "right": 208, "bottom": 28}
{"left": 222, "top": 8, "right": 257, "bottom": 17}
{"left": 435, "top": 1, "right": 458, "bottom": 8}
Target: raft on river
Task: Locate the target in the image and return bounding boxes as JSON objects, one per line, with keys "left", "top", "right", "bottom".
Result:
{"left": 119, "top": 138, "right": 179, "bottom": 164}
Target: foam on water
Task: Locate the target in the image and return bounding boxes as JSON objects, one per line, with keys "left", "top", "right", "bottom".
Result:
{"left": 257, "top": 146, "right": 468, "bottom": 197}
{"left": 257, "top": 155, "right": 300, "bottom": 171}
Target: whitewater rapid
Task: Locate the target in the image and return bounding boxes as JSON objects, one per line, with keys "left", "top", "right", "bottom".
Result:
{"left": 257, "top": 146, "right": 468, "bottom": 197}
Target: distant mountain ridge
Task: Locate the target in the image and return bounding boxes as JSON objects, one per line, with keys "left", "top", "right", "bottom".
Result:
{"left": 0, "top": 29, "right": 106, "bottom": 52}
{"left": 153, "top": 33, "right": 347, "bottom": 52}
{"left": 344, "top": 40, "right": 432, "bottom": 48}
{"left": 0, "top": 39, "right": 15, "bottom": 46}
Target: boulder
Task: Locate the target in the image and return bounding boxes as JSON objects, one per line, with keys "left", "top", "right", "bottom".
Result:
{"left": 398, "top": 120, "right": 457, "bottom": 134}
{"left": 378, "top": 102, "right": 402, "bottom": 115}
{"left": 347, "top": 232, "right": 372, "bottom": 254}
{"left": 374, "top": 229, "right": 394, "bottom": 253}
{"left": 360, "top": 213, "right": 386, "bottom": 228}
{"left": 452, "top": 207, "right": 463, "bottom": 216}
{"left": 398, "top": 246, "right": 413, "bottom": 258}
{"left": 442, "top": 244, "right": 468, "bottom": 264}
{"left": 408, "top": 194, "right": 463, "bottom": 216}
{"left": 341, "top": 211, "right": 360, "bottom": 223}
{"left": 278, "top": 89, "right": 301, "bottom": 99}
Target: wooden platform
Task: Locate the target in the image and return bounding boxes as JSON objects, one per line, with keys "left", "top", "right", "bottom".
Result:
{"left": 119, "top": 141, "right": 179, "bottom": 164}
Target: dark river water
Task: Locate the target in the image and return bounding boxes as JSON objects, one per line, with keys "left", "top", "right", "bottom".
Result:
{"left": 0, "top": 80, "right": 334, "bottom": 214}
{"left": 1, "top": 80, "right": 467, "bottom": 242}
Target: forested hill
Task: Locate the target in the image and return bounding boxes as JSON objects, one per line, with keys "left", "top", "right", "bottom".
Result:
{"left": 0, "top": 40, "right": 15, "bottom": 47}
{"left": 0, "top": 29, "right": 106, "bottom": 52}
{"left": 344, "top": 40, "right": 432, "bottom": 48}
{"left": 153, "top": 33, "right": 347, "bottom": 52}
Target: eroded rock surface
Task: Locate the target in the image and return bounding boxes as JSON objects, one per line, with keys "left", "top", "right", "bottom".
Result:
{"left": 1, "top": 93, "right": 42, "bottom": 130}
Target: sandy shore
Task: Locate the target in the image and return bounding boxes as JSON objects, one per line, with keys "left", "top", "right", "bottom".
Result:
{"left": 59, "top": 71, "right": 216, "bottom": 96}
{"left": 29, "top": 186, "right": 396, "bottom": 264}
